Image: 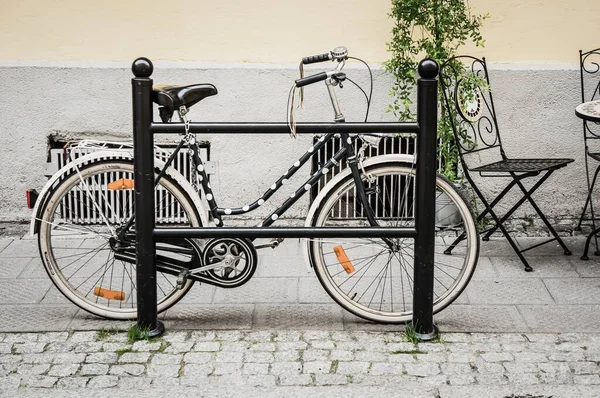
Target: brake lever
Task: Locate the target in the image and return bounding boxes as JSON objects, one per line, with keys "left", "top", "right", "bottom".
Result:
{"left": 331, "top": 72, "right": 347, "bottom": 88}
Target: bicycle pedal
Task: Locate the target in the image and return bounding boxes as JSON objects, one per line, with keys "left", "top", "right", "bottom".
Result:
{"left": 254, "top": 238, "right": 284, "bottom": 250}
{"left": 270, "top": 238, "right": 284, "bottom": 248}
{"left": 177, "top": 270, "right": 190, "bottom": 289}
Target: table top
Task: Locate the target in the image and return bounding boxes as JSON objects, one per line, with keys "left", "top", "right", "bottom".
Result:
{"left": 576, "top": 100, "right": 600, "bottom": 122}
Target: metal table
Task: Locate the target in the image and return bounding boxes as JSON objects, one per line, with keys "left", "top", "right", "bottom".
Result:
{"left": 576, "top": 100, "right": 600, "bottom": 123}
{"left": 576, "top": 100, "right": 600, "bottom": 259}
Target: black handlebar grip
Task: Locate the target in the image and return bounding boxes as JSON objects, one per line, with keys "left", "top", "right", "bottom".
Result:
{"left": 302, "top": 53, "right": 331, "bottom": 65}
{"left": 295, "top": 72, "right": 329, "bottom": 88}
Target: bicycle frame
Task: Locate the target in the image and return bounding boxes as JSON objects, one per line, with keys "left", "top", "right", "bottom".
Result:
{"left": 147, "top": 130, "right": 378, "bottom": 232}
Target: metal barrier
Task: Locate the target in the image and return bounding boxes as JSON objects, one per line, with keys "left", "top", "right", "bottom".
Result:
{"left": 131, "top": 57, "right": 439, "bottom": 340}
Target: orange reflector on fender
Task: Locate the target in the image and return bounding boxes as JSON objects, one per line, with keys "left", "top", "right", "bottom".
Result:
{"left": 108, "top": 178, "right": 134, "bottom": 191}
{"left": 94, "top": 287, "right": 126, "bottom": 301}
{"left": 333, "top": 245, "right": 355, "bottom": 274}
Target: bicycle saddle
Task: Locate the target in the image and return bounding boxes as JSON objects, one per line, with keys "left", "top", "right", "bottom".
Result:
{"left": 152, "top": 84, "right": 218, "bottom": 111}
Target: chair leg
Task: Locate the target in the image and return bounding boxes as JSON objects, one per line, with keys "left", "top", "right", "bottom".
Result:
{"left": 512, "top": 173, "right": 571, "bottom": 255}
{"left": 484, "top": 199, "right": 534, "bottom": 272}
{"left": 577, "top": 157, "right": 600, "bottom": 255}
{"left": 449, "top": 176, "right": 533, "bottom": 271}
{"left": 582, "top": 226, "right": 600, "bottom": 260}
{"left": 576, "top": 164, "right": 600, "bottom": 230}
{"left": 443, "top": 178, "right": 516, "bottom": 253}
{"left": 588, "top": 169, "right": 600, "bottom": 255}
{"left": 476, "top": 180, "right": 520, "bottom": 241}
{"left": 482, "top": 174, "right": 551, "bottom": 243}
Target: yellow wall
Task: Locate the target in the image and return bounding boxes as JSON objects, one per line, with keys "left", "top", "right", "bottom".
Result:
{"left": 0, "top": 0, "right": 597, "bottom": 63}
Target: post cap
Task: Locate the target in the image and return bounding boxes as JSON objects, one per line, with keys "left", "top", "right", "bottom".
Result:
{"left": 418, "top": 58, "right": 439, "bottom": 79}
{"left": 132, "top": 57, "right": 154, "bottom": 78}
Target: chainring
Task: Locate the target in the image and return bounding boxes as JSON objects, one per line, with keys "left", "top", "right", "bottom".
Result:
{"left": 190, "top": 237, "right": 258, "bottom": 288}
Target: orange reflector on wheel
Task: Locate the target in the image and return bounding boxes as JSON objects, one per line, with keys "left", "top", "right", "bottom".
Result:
{"left": 333, "top": 245, "right": 355, "bottom": 274}
{"left": 107, "top": 178, "right": 134, "bottom": 191}
{"left": 94, "top": 287, "right": 126, "bottom": 301}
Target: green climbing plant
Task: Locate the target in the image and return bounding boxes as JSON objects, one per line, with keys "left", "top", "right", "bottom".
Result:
{"left": 385, "top": 0, "right": 489, "bottom": 181}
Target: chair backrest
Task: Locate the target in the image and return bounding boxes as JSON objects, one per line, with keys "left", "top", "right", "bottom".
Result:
{"left": 580, "top": 48, "right": 600, "bottom": 145}
{"left": 439, "top": 56, "right": 504, "bottom": 173}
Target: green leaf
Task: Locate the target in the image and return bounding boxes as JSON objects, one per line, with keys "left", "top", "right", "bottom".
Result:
{"left": 386, "top": 0, "right": 489, "bottom": 180}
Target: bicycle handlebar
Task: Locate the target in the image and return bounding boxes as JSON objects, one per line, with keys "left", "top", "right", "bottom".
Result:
{"left": 295, "top": 72, "right": 328, "bottom": 88}
{"left": 302, "top": 53, "right": 331, "bottom": 65}
{"left": 301, "top": 46, "right": 348, "bottom": 65}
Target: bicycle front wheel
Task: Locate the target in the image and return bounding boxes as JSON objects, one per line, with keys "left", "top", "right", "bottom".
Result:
{"left": 308, "top": 162, "right": 479, "bottom": 323}
{"left": 37, "top": 159, "right": 201, "bottom": 319}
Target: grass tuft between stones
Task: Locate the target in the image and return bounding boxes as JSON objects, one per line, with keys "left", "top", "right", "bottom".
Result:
{"left": 126, "top": 324, "right": 154, "bottom": 344}
{"left": 96, "top": 326, "right": 121, "bottom": 341}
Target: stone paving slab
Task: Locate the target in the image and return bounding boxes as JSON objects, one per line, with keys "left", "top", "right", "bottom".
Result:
{"left": 434, "top": 305, "right": 530, "bottom": 333}
{"left": 515, "top": 236, "right": 588, "bottom": 256}
{"left": 341, "top": 313, "right": 404, "bottom": 332}
{"left": 0, "top": 239, "right": 38, "bottom": 258}
{"left": 571, "top": 258, "right": 600, "bottom": 277}
{"left": 297, "top": 278, "right": 335, "bottom": 304}
{"left": 67, "top": 311, "right": 139, "bottom": 331}
{"left": 1, "top": 231, "right": 600, "bottom": 334}
{"left": 162, "top": 305, "right": 255, "bottom": 330}
{"left": 14, "top": 258, "right": 45, "bottom": 280}
{"left": 543, "top": 278, "right": 600, "bottom": 304}
{"left": 213, "top": 277, "right": 298, "bottom": 304}
{"left": 489, "top": 255, "right": 580, "bottom": 277}
{"left": 465, "top": 278, "right": 555, "bottom": 305}
{"left": 518, "top": 305, "right": 600, "bottom": 333}
{"left": 0, "top": 306, "right": 78, "bottom": 332}
{"left": 0, "top": 279, "right": 52, "bottom": 304}
{"left": 176, "top": 284, "right": 217, "bottom": 305}
{"left": 40, "top": 286, "right": 72, "bottom": 306}
{"left": 253, "top": 304, "right": 344, "bottom": 330}
{"left": 1, "top": 330, "right": 600, "bottom": 396}
{"left": 0, "top": 257, "right": 33, "bottom": 279}
{"left": 468, "top": 256, "right": 498, "bottom": 280}
{"left": 0, "top": 238, "right": 13, "bottom": 255}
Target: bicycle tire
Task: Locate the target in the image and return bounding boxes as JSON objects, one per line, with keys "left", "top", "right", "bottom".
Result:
{"left": 308, "top": 161, "right": 479, "bottom": 323}
{"left": 37, "top": 159, "right": 201, "bottom": 319}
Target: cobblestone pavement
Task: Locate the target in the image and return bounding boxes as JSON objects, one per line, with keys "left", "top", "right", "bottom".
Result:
{"left": 1, "top": 330, "right": 600, "bottom": 396}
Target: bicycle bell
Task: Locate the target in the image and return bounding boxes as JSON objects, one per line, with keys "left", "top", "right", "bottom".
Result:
{"left": 331, "top": 46, "right": 348, "bottom": 61}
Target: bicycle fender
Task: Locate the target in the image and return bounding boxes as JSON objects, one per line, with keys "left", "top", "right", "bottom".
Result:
{"left": 30, "top": 150, "right": 211, "bottom": 235}
{"left": 302, "top": 154, "right": 415, "bottom": 269}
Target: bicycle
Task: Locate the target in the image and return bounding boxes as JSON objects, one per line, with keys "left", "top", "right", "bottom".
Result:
{"left": 30, "top": 47, "right": 479, "bottom": 324}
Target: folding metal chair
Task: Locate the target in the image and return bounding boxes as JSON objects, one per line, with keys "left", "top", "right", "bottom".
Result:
{"left": 439, "top": 56, "right": 574, "bottom": 272}
{"left": 576, "top": 48, "right": 600, "bottom": 255}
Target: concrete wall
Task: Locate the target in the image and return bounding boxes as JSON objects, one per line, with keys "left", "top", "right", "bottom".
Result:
{"left": 0, "top": 62, "right": 587, "bottom": 229}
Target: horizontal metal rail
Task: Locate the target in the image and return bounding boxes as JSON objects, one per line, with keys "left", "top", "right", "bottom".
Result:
{"left": 150, "top": 122, "right": 420, "bottom": 135}
{"left": 154, "top": 227, "right": 417, "bottom": 239}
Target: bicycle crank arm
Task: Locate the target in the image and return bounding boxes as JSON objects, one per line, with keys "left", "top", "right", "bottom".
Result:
{"left": 254, "top": 238, "right": 285, "bottom": 250}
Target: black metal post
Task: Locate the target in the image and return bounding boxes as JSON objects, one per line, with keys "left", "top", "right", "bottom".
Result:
{"left": 412, "top": 58, "right": 439, "bottom": 340}
{"left": 132, "top": 58, "right": 164, "bottom": 337}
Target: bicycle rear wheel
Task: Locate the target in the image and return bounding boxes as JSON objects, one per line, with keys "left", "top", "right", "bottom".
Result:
{"left": 37, "top": 159, "right": 201, "bottom": 319}
{"left": 308, "top": 162, "right": 478, "bottom": 323}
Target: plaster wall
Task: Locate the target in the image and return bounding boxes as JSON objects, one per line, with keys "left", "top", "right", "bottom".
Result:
{"left": 0, "top": 0, "right": 597, "bottom": 63}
